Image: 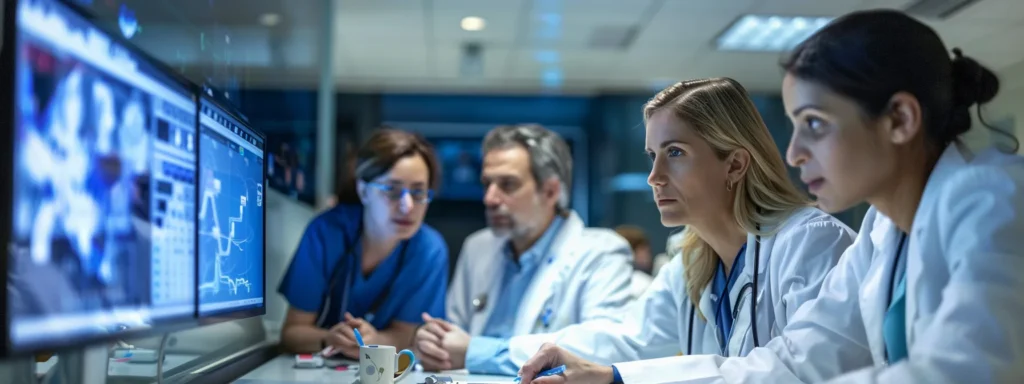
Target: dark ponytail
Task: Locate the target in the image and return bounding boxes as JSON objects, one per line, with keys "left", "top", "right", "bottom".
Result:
{"left": 947, "top": 48, "right": 1017, "bottom": 151}
{"left": 781, "top": 9, "right": 1019, "bottom": 152}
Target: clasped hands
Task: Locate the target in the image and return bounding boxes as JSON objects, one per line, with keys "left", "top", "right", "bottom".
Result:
{"left": 412, "top": 313, "right": 471, "bottom": 371}
{"left": 324, "top": 312, "right": 378, "bottom": 359}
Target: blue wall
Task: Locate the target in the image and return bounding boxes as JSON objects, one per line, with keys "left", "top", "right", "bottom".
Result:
{"left": 239, "top": 90, "right": 865, "bottom": 256}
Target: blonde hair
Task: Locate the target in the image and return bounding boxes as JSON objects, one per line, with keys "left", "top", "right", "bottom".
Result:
{"left": 643, "top": 78, "right": 812, "bottom": 316}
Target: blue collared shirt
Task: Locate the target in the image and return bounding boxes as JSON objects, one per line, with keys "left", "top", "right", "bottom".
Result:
{"left": 465, "top": 216, "right": 564, "bottom": 375}
{"left": 712, "top": 244, "right": 746, "bottom": 353}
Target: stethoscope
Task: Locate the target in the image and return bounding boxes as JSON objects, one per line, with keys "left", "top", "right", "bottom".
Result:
{"left": 470, "top": 218, "right": 567, "bottom": 330}
{"left": 883, "top": 232, "right": 908, "bottom": 364}
{"left": 315, "top": 221, "right": 409, "bottom": 328}
{"left": 686, "top": 235, "right": 761, "bottom": 356}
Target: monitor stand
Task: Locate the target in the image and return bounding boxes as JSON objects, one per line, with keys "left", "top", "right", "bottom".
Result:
{"left": 49, "top": 345, "right": 110, "bottom": 384}
{"left": 0, "top": 356, "right": 37, "bottom": 384}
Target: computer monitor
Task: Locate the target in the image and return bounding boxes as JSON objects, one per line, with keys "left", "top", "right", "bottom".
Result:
{"left": 2, "top": 0, "right": 199, "bottom": 355}
{"left": 196, "top": 97, "right": 266, "bottom": 320}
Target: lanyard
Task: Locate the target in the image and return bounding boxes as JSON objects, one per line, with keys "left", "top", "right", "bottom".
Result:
{"left": 883, "top": 232, "right": 908, "bottom": 364}
{"left": 316, "top": 222, "right": 409, "bottom": 328}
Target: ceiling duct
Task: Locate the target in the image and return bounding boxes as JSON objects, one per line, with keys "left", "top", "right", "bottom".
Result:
{"left": 460, "top": 42, "right": 484, "bottom": 78}
{"left": 904, "top": 0, "right": 981, "bottom": 19}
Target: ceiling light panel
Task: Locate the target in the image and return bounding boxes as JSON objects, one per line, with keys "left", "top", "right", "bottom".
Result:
{"left": 716, "top": 15, "right": 832, "bottom": 52}
{"left": 461, "top": 16, "right": 486, "bottom": 31}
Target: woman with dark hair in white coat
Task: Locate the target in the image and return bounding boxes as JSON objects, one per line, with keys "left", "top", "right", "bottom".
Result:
{"left": 519, "top": 9, "right": 1024, "bottom": 384}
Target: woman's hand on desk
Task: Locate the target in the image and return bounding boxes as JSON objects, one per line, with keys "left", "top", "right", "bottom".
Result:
{"left": 519, "top": 343, "right": 614, "bottom": 384}
{"left": 328, "top": 313, "right": 379, "bottom": 358}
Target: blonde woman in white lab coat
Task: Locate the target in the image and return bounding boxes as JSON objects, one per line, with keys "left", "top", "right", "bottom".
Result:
{"left": 519, "top": 9, "right": 1024, "bottom": 384}
{"left": 471, "top": 76, "right": 858, "bottom": 376}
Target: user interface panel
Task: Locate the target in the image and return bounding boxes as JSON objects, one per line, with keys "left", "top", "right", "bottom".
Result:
{"left": 7, "top": 0, "right": 197, "bottom": 352}
{"left": 197, "top": 98, "right": 266, "bottom": 317}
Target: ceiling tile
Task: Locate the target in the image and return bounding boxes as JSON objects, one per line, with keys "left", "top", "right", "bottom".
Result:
{"left": 926, "top": 19, "right": 1006, "bottom": 49}
{"left": 949, "top": 0, "right": 1024, "bottom": 23}
{"left": 614, "top": 51, "right": 697, "bottom": 84}
{"left": 751, "top": 0, "right": 869, "bottom": 16}
{"left": 337, "top": 9, "right": 426, "bottom": 41}
{"left": 959, "top": 25, "right": 1024, "bottom": 70}
{"left": 338, "top": 0, "right": 424, "bottom": 12}
{"left": 509, "top": 49, "right": 626, "bottom": 82}
{"left": 431, "top": 43, "right": 514, "bottom": 79}
{"left": 634, "top": 12, "right": 738, "bottom": 49}
{"left": 860, "top": 0, "right": 917, "bottom": 10}
{"left": 521, "top": 0, "right": 656, "bottom": 47}
{"left": 657, "top": 0, "right": 760, "bottom": 14}
{"left": 339, "top": 39, "right": 430, "bottom": 78}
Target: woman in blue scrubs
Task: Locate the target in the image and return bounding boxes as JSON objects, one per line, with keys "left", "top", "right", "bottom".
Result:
{"left": 279, "top": 129, "right": 449, "bottom": 359}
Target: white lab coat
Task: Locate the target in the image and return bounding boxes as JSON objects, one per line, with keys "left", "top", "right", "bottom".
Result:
{"left": 507, "top": 207, "right": 855, "bottom": 366}
{"left": 447, "top": 210, "right": 634, "bottom": 337}
{"left": 614, "top": 143, "right": 1024, "bottom": 383}
{"left": 629, "top": 270, "right": 655, "bottom": 300}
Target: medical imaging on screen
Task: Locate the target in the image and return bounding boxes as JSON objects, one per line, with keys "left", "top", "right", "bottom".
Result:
{"left": 6, "top": 0, "right": 196, "bottom": 350}
{"left": 197, "top": 101, "right": 265, "bottom": 315}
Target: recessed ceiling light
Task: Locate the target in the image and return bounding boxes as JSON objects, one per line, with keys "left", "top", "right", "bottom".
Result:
{"left": 716, "top": 15, "right": 832, "bottom": 52}
{"left": 461, "top": 16, "right": 486, "bottom": 31}
{"left": 259, "top": 13, "right": 281, "bottom": 27}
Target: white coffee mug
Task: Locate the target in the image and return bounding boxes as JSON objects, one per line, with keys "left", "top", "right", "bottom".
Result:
{"left": 359, "top": 345, "right": 416, "bottom": 383}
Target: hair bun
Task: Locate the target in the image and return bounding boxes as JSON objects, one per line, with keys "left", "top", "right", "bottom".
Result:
{"left": 951, "top": 47, "right": 1000, "bottom": 106}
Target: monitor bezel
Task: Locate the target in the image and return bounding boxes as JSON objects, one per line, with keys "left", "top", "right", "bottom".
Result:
{"left": 0, "top": 0, "right": 204, "bottom": 357}
{"left": 195, "top": 95, "right": 268, "bottom": 325}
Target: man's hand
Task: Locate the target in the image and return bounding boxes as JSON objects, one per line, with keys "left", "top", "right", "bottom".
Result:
{"left": 328, "top": 313, "right": 379, "bottom": 359}
{"left": 518, "top": 343, "right": 614, "bottom": 384}
{"left": 414, "top": 313, "right": 453, "bottom": 371}
{"left": 438, "top": 318, "right": 470, "bottom": 370}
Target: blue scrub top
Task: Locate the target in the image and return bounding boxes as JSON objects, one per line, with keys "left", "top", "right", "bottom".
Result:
{"left": 712, "top": 244, "right": 746, "bottom": 351}
{"left": 277, "top": 204, "right": 449, "bottom": 330}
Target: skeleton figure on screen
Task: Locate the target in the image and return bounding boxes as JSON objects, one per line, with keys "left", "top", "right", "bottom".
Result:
{"left": 25, "top": 67, "right": 101, "bottom": 270}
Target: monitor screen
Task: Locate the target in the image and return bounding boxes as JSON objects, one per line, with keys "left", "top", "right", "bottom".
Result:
{"left": 197, "top": 98, "right": 265, "bottom": 317}
{"left": 6, "top": 0, "right": 197, "bottom": 352}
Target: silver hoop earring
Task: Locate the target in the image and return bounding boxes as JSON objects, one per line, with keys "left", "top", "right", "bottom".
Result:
{"left": 726, "top": 181, "right": 733, "bottom": 192}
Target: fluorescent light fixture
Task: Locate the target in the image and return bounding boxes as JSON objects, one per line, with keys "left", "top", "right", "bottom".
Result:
{"left": 534, "top": 50, "right": 560, "bottom": 64}
{"left": 259, "top": 13, "right": 281, "bottom": 27}
{"left": 541, "top": 68, "right": 563, "bottom": 88}
{"left": 716, "top": 15, "right": 832, "bottom": 52}
{"left": 461, "top": 16, "right": 486, "bottom": 31}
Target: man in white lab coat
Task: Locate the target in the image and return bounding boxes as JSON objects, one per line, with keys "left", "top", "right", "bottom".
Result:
{"left": 412, "top": 124, "right": 634, "bottom": 375}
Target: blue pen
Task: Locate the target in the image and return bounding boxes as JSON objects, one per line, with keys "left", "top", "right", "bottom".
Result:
{"left": 514, "top": 365, "right": 566, "bottom": 382}
{"left": 353, "top": 328, "right": 365, "bottom": 347}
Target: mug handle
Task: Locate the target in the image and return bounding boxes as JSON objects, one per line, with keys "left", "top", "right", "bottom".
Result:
{"left": 394, "top": 349, "right": 417, "bottom": 382}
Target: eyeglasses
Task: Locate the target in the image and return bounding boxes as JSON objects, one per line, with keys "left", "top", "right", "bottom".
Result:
{"left": 368, "top": 182, "right": 434, "bottom": 204}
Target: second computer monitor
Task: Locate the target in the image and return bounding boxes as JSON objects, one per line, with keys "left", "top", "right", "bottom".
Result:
{"left": 196, "top": 98, "right": 266, "bottom": 319}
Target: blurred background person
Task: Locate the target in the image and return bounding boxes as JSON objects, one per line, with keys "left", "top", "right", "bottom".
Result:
{"left": 614, "top": 225, "right": 655, "bottom": 299}
{"left": 519, "top": 10, "right": 1024, "bottom": 384}
{"left": 412, "top": 124, "right": 634, "bottom": 375}
{"left": 277, "top": 129, "right": 449, "bottom": 359}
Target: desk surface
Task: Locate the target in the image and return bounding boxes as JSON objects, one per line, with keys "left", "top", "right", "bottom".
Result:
{"left": 237, "top": 355, "right": 515, "bottom": 384}
{"left": 35, "top": 353, "right": 201, "bottom": 378}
